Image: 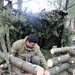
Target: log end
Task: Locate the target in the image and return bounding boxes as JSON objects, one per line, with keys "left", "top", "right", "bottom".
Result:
{"left": 71, "top": 60, "right": 74, "bottom": 64}
{"left": 70, "top": 58, "right": 75, "bottom": 64}
{"left": 47, "top": 59, "right": 53, "bottom": 67}
{"left": 36, "top": 66, "right": 44, "bottom": 75}
{"left": 44, "top": 70, "right": 50, "bottom": 75}
{"left": 50, "top": 49, "right": 55, "bottom": 54}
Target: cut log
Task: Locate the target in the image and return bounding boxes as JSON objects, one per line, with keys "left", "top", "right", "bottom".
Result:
{"left": 10, "top": 55, "right": 44, "bottom": 75}
{"left": 0, "top": 63, "right": 8, "bottom": 69}
{"left": 12, "top": 67, "right": 23, "bottom": 75}
{"left": 45, "top": 63, "right": 70, "bottom": 75}
{"left": 68, "top": 58, "right": 75, "bottom": 64}
{"left": 47, "top": 54, "right": 71, "bottom": 67}
{"left": 0, "top": 51, "right": 44, "bottom": 75}
{"left": 67, "top": 68, "right": 75, "bottom": 75}
{"left": 50, "top": 46, "right": 75, "bottom": 54}
{"left": 69, "top": 50, "right": 75, "bottom": 56}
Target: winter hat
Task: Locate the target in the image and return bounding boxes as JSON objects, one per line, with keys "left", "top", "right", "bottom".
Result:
{"left": 27, "top": 34, "right": 38, "bottom": 43}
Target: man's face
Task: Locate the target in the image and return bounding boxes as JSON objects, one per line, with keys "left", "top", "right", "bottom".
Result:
{"left": 25, "top": 40, "right": 36, "bottom": 48}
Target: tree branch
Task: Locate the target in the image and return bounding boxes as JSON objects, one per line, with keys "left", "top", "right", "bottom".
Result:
{"left": 68, "top": 4, "right": 75, "bottom": 9}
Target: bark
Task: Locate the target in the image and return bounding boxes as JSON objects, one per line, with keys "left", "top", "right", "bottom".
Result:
{"left": 45, "top": 63, "right": 70, "bottom": 75}
{"left": 47, "top": 53, "right": 71, "bottom": 67}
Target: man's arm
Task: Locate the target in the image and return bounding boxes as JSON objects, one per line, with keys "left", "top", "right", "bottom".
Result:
{"left": 36, "top": 45, "right": 49, "bottom": 69}
{"left": 11, "top": 42, "right": 18, "bottom": 56}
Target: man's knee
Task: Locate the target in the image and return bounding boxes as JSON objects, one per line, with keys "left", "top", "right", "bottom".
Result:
{"left": 31, "top": 56, "right": 40, "bottom": 65}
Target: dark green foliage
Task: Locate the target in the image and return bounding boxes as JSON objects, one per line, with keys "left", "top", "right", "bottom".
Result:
{"left": 23, "top": 10, "right": 72, "bottom": 49}
{"left": 0, "top": 3, "right": 72, "bottom": 50}
{"left": 61, "top": 26, "right": 73, "bottom": 46}
{"left": 41, "top": 49, "right": 52, "bottom": 60}
{"left": 9, "top": 20, "right": 31, "bottom": 43}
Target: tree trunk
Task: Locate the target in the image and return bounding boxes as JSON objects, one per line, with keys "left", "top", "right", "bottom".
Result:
{"left": 47, "top": 53, "right": 71, "bottom": 67}
{"left": 50, "top": 46, "right": 75, "bottom": 54}
{"left": 5, "top": 25, "right": 11, "bottom": 54}
{"left": 64, "top": 0, "right": 69, "bottom": 10}
{"left": 58, "top": 0, "right": 62, "bottom": 9}
{"left": 0, "top": 51, "right": 44, "bottom": 75}
{"left": 45, "top": 63, "right": 70, "bottom": 75}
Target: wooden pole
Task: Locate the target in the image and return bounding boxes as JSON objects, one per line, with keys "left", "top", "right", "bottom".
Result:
{"left": 45, "top": 63, "right": 70, "bottom": 75}
{"left": 50, "top": 46, "right": 75, "bottom": 54}
{"left": 47, "top": 53, "right": 71, "bottom": 67}
{"left": 0, "top": 51, "right": 44, "bottom": 75}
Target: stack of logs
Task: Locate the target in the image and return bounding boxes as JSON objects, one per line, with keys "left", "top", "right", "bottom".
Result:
{"left": 45, "top": 46, "right": 75, "bottom": 75}
{"left": 0, "top": 51, "right": 44, "bottom": 75}
{"left": 1, "top": 46, "right": 75, "bottom": 75}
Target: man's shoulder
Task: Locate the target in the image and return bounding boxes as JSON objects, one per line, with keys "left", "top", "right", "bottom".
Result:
{"left": 13, "top": 39, "right": 24, "bottom": 45}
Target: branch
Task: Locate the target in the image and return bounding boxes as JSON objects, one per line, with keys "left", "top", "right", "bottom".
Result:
{"left": 68, "top": 4, "right": 75, "bottom": 9}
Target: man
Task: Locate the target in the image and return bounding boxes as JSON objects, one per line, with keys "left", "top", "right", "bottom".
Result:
{"left": 11, "top": 34, "right": 48, "bottom": 70}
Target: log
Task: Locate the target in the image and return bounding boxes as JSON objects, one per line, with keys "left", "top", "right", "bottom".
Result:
{"left": 0, "top": 63, "right": 8, "bottom": 69}
{"left": 0, "top": 51, "right": 44, "bottom": 75}
{"left": 68, "top": 58, "right": 75, "bottom": 64}
{"left": 12, "top": 67, "right": 23, "bottom": 75}
{"left": 50, "top": 46, "right": 75, "bottom": 54}
{"left": 0, "top": 58, "right": 4, "bottom": 64}
{"left": 67, "top": 68, "right": 75, "bottom": 75}
{"left": 47, "top": 54, "right": 71, "bottom": 67}
{"left": 45, "top": 63, "right": 70, "bottom": 75}
{"left": 69, "top": 50, "right": 75, "bottom": 56}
